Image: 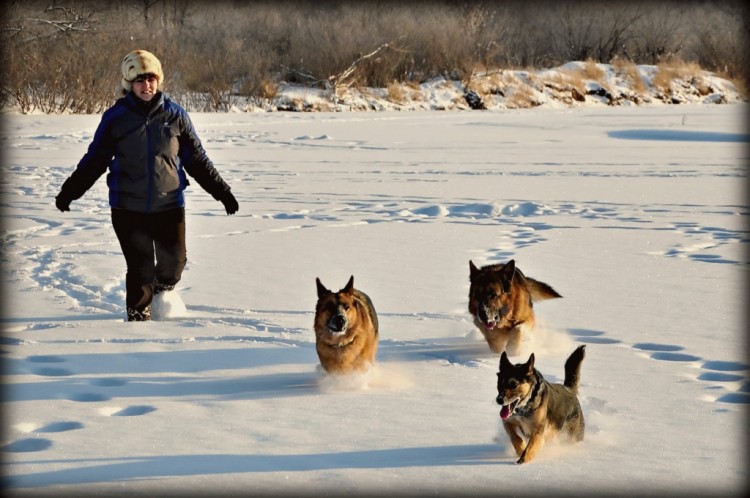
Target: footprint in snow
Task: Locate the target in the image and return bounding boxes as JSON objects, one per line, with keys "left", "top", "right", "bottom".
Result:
{"left": 1, "top": 438, "right": 54, "bottom": 453}
{"left": 37, "top": 421, "right": 85, "bottom": 433}
{"left": 567, "top": 328, "right": 621, "bottom": 345}
{"left": 632, "top": 342, "right": 701, "bottom": 362}
{"left": 68, "top": 392, "right": 110, "bottom": 403}
{"left": 633, "top": 343, "right": 750, "bottom": 405}
{"left": 32, "top": 367, "right": 73, "bottom": 377}
{"left": 99, "top": 405, "right": 157, "bottom": 417}
{"left": 26, "top": 354, "right": 66, "bottom": 363}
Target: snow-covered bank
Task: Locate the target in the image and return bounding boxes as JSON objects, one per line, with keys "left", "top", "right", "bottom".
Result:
{"left": 221, "top": 61, "right": 744, "bottom": 113}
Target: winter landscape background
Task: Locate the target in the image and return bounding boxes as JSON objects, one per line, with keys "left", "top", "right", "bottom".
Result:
{"left": 1, "top": 67, "right": 749, "bottom": 495}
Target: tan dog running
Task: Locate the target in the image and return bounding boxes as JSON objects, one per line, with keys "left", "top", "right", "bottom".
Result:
{"left": 314, "top": 276, "right": 379, "bottom": 374}
{"left": 468, "top": 259, "right": 561, "bottom": 355}
{"left": 496, "top": 345, "right": 586, "bottom": 464}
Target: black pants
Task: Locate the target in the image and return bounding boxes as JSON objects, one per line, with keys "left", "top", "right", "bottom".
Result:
{"left": 111, "top": 208, "right": 187, "bottom": 311}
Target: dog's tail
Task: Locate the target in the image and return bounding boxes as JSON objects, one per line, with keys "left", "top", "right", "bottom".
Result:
{"left": 564, "top": 345, "right": 586, "bottom": 393}
{"left": 526, "top": 277, "right": 562, "bottom": 302}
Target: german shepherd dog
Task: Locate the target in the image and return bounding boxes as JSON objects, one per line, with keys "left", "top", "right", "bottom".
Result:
{"left": 314, "top": 276, "right": 379, "bottom": 374}
{"left": 468, "top": 259, "right": 561, "bottom": 354}
{"left": 496, "top": 345, "right": 586, "bottom": 464}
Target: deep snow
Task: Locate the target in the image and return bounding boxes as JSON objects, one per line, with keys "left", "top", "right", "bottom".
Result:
{"left": 1, "top": 100, "right": 748, "bottom": 496}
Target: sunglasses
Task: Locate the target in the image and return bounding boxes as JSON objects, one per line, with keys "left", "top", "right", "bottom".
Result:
{"left": 134, "top": 75, "right": 157, "bottom": 84}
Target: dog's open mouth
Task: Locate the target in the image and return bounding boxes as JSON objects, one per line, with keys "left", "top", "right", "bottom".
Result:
{"left": 499, "top": 398, "right": 520, "bottom": 420}
{"left": 478, "top": 308, "right": 500, "bottom": 330}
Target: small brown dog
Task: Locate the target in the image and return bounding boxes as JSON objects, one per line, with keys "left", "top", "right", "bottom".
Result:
{"left": 468, "top": 259, "right": 561, "bottom": 354}
{"left": 496, "top": 345, "right": 586, "bottom": 464}
{"left": 314, "top": 276, "right": 379, "bottom": 374}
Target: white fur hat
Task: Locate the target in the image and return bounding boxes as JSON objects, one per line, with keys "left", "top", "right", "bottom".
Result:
{"left": 118, "top": 50, "right": 164, "bottom": 96}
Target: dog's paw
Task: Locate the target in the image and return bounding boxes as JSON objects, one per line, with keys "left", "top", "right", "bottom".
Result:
{"left": 517, "top": 449, "right": 531, "bottom": 464}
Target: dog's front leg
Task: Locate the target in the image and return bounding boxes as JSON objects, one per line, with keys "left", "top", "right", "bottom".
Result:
{"left": 517, "top": 429, "right": 544, "bottom": 464}
{"left": 484, "top": 329, "right": 508, "bottom": 354}
{"left": 503, "top": 422, "right": 526, "bottom": 458}
{"left": 505, "top": 328, "right": 523, "bottom": 356}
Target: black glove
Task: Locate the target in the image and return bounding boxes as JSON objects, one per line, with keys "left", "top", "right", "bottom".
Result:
{"left": 220, "top": 190, "right": 239, "bottom": 215}
{"left": 55, "top": 195, "right": 71, "bottom": 212}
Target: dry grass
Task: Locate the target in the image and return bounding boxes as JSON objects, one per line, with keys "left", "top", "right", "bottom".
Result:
{"left": 386, "top": 81, "right": 407, "bottom": 104}
{"left": 385, "top": 81, "right": 423, "bottom": 104}
{"left": 505, "top": 84, "right": 539, "bottom": 108}
{"left": 258, "top": 80, "right": 279, "bottom": 100}
{"left": 551, "top": 59, "right": 609, "bottom": 95}
{"left": 545, "top": 71, "right": 585, "bottom": 94}
{"left": 581, "top": 59, "right": 606, "bottom": 81}
{"left": 612, "top": 58, "right": 647, "bottom": 95}
{"left": 467, "top": 71, "right": 515, "bottom": 96}
{"left": 653, "top": 57, "right": 704, "bottom": 93}
{"left": 722, "top": 74, "right": 748, "bottom": 100}
{"left": 464, "top": 78, "right": 486, "bottom": 97}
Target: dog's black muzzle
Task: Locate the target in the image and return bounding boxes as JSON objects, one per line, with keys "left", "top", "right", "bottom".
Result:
{"left": 328, "top": 313, "right": 347, "bottom": 332}
{"left": 478, "top": 305, "right": 500, "bottom": 324}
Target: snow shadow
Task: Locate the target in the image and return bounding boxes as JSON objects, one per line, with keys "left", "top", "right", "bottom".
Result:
{"left": 7, "top": 345, "right": 314, "bottom": 377}
{"left": 5, "top": 371, "right": 319, "bottom": 403}
{"left": 1, "top": 438, "right": 54, "bottom": 453}
{"left": 6, "top": 444, "right": 502, "bottom": 488}
{"left": 378, "top": 339, "right": 493, "bottom": 367}
{"left": 607, "top": 129, "right": 749, "bottom": 142}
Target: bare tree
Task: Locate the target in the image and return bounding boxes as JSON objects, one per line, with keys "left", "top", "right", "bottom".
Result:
{"left": 551, "top": 1, "right": 644, "bottom": 62}
{"left": 628, "top": 3, "right": 688, "bottom": 63}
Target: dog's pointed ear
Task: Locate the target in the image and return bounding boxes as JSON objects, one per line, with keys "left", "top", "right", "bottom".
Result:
{"left": 499, "top": 351, "right": 511, "bottom": 371}
{"left": 469, "top": 260, "right": 479, "bottom": 280}
{"left": 343, "top": 275, "right": 355, "bottom": 294}
{"left": 501, "top": 260, "right": 516, "bottom": 293}
{"left": 316, "top": 278, "right": 330, "bottom": 298}
{"left": 525, "top": 352, "right": 535, "bottom": 374}
{"left": 503, "top": 260, "right": 516, "bottom": 280}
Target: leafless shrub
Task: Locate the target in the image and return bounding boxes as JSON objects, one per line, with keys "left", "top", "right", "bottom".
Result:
{"left": 627, "top": 3, "right": 688, "bottom": 64}
{"left": 550, "top": 1, "right": 643, "bottom": 63}
{"left": 683, "top": 1, "right": 749, "bottom": 91}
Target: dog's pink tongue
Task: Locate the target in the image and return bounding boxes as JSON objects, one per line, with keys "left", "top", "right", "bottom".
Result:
{"left": 500, "top": 405, "right": 511, "bottom": 420}
{"left": 485, "top": 321, "right": 496, "bottom": 329}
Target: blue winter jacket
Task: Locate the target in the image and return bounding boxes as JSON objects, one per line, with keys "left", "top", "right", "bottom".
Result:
{"left": 59, "top": 92, "right": 231, "bottom": 213}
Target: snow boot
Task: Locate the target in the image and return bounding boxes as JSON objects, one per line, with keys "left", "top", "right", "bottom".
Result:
{"left": 154, "top": 281, "right": 175, "bottom": 295}
{"left": 127, "top": 305, "right": 152, "bottom": 322}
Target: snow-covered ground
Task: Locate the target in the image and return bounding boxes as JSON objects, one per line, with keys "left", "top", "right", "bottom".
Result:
{"left": 1, "top": 102, "right": 748, "bottom": 495}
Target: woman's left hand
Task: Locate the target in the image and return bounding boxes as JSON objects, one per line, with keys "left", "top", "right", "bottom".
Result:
{"left": 220, "top": 191, "right": 239, "bottom": 215}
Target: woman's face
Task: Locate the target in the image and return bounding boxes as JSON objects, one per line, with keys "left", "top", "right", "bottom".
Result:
{"left": 133, "top": 74, "right": 158, "bottom": 101}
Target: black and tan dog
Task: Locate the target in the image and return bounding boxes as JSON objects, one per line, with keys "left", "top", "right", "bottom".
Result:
{"left": 468, "top": 259, "right": 561, "bottom": 354}
{"left": 314, "top": 276, "right": 379, "bottom": 374}
{"left": 496, "top": 345, "right": 586, "bottom": 464}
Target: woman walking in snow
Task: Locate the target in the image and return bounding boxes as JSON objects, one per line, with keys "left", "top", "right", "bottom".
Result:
{"left": 55, "top": 50, "right": 239, "bottom": 322}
